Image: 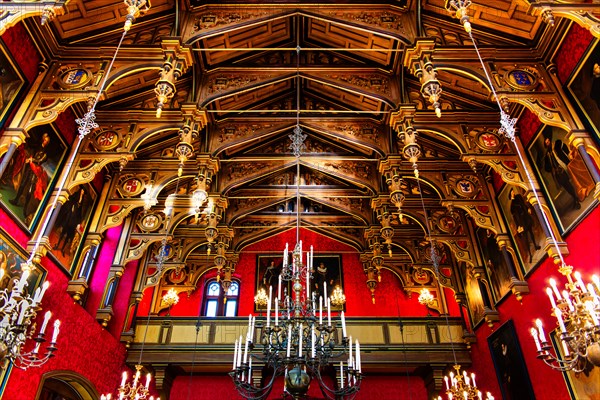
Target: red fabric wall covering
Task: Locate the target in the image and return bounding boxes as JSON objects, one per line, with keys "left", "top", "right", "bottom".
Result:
{"left": 2, "top": 23, "right": 41, "bottom": 83}
{"left": 2, "top": 243, "right": 128, "bottom": 399}
{"left": 54, "top": 108, "right": 77, "bottom": 145}
{"left": 85, "top": 224, "right": 123, "bottom": 315}
{"left": 518, "top": 108, "right": 543, "bottom": 147}
{"left": 469, "top": 204, "right": 600, "bottom": 399}
{"left": 0, "top": 207, "right": 29, "bottom": 247}
{"left": 109, "top": 258, "right": 139, "bottom": 337}
{"left": 151, "top": 228, "right": 461, "bottom": 318}
{"left": 169, "top": 373, "right": 425, "bottom": 399}
{"left": 554, "top": 24, "right": 593, "bottom": 85}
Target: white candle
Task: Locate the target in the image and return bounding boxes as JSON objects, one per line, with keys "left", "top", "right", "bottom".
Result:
{"left": 17, "top": 301, "right": 28, "bottom": 324}
{"left": 250, "top": 316, "right": 255, "bottom": 342}
{"left": 444, "top": 376, "right": 449, "bottom": 390}
{"left": 38, "top": 281, "right": 50, "bottom": 302}
{"left": 341, "top": 311, "right": 347, "bottom": 337}
{"left": 549, "top": 278, "right": 562, "bottom": 300}
{"left": 562, "top": 290, "right": 575, "bottom": 311}
{"left": 355, "top": 339, "right": 361, "bottom": 372}
{"left": 535, "top": 319, "right": 547, "bottom": 342}
{"left": 319, "top": 296, "right": 323, "bottom": 325}
{"left": 587, "top": 284, "right": 600, "bottom": 304}
{"left": 327, "top": 298, "right": 331, "bottom": 327}
{"left": 471, "top": 373, "right": 476, "bottom": 387}
{"left": 324, "top": 281, "right": 327, "bottom": 301}
{"left": 286, "top": 325, "right": 292, "bottom": 357}
{"left": 478, "top": 391, "right": 483, "bottom": 400}
{"left": 340, "top": 361, "right": 344, "bottom": 388}
{"left": 531, "top": 327, "right": 541, "bottom": 351}
{"left": 546, "top": 287, "right": 557, "bottom": 309}
{"left": 247, "top": 314, "right": 252, "bottom": 341}
{"left": 555, "top": 308, "right": 567, "bottom": 332}
{"left": 278, "top": 275, "right": 282, "bottom": 300}
{"left": 306, "top": 253, "right": 310, "bottom": 300}
{"left": 574, "top": 271, "right": 587, "bottom": 293}
{"left": 237, "top": 336, "right": 243, "bottom": 367}
{"left": 248, "top": 357, "right": 252, "bottom": 384}
{"left": 243, "top": 337, "right": 249, "bottom": 364}
{"left": 40, "top": 311, "right": 52, "bottom": 334}
{"left": 121, "top": 371, "right": 127, "bottom": 387}
{"left": 311, "top": 325, "right": 316, "bottom": 358}
{"left": 17, "top": 269, "right": 30, "bottom": 292}
{"left": 275, "top": 300, "right": 279, "bottom": 326}
{"left": 145, "top": 373, "right": 151, "bottom": 389}
{"left": 267, "top": 286, "right": 272, "bottom": 328}
{"left": 298, "top": 323, "right": 303, "bottom": 357}
{"left": 592, "top": 275, "right": 600, "bottom": 292}
{"left": 348, "top": 335, "right": 353, "bottom": 368}
{"left": 233, "top": 339, "right": 238, "bottom": 369}
{"left": 586, "top": 301, "right": 599, "bottom": 325}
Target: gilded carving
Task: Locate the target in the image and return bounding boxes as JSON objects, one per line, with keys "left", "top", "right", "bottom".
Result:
{"left": 207, "top": 74, "right": 274, "bottom": 95}
{"left": 192, "top": 10, "right": 270, "bottom": 32}
{"left": 323, "top": 74, "right": 391, "bottom": 96}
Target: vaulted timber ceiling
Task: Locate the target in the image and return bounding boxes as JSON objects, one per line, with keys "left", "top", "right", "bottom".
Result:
{"left": 33, "top": 0, "right": 556, "bottom": 258}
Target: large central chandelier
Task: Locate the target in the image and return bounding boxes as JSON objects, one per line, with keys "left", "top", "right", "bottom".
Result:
{"left": 230, "top": 46, "right": 362, "bottom": 399}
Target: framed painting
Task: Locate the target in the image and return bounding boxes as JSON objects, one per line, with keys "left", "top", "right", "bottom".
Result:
{"left": 0, "top": 39, "right": 26, "bottom": 128}
{"left": 0, "top": 123, "right": 67, "bottom": 231}
{"left": 474, "top": 227, "right": 512, "bottom": 304}
{"left": 497, "top": 185, "right": 546, "bottom": 274}
{"left": 550, "top": 330, "right": 600, "bottom": 399}
{"left": 488, "top": 320, "right": 535, "bottom": 400}
{"left": 567, "top": 39, "right": 600, "bottom": 141}
{"left": 255, "top": 254, "right": 344, "bottom": 312}
{"left": 48, "top": 182, "right": 98, "bottom": 271}
{"left": 457, "top": 261, "right": 485, "bottom": 327}
{"left": 528, "top": 125, "right": 597, "bottom": 233}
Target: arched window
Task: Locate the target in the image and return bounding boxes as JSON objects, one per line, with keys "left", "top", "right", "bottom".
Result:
{"left": 203, "top": 279, "right": 239, "bottom": 317}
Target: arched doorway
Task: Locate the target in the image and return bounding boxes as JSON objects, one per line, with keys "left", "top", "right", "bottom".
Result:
{"left": 36, "top": 371, "right": 98, "bottom": 400}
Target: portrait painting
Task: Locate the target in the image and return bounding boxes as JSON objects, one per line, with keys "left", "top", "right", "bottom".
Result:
{"left": 497, "top": 185, "right": 546, "bottom": 274}
{"left": 0, "top": 40, "right": 26, "bottom": 128}
{"left": 255, "top": 254, "right": 343, "bottom": 312}
{"left": 0, "top": 124, "right": 67, "bottom": 230}
{"left": 528, "top": 125, "right": 597, "bottom": 233}
{"left": 457, "top": 261, "right": 485, "bottom": 327}
{"left": 48, "top": 183, "right": 97, "bottom": 271}
{"left": 551, "top": 330, "right": 600, "bottom": 399}
{"left": 488, "top": 320, "right": 535, "bottom": 400}
{"left": 474, "top": 227, "right": 512, "bottom": 303}
{"left": 568, "top": 39, "right": 600, "bottom": 141}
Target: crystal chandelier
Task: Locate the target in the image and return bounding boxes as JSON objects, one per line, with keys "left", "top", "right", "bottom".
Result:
{"left": 437, "top": 365, "right": 494, "bottom": 400}
{"left": 254, "top": 288, "right": 269, "bottom": 308}
{"left": 418, "top": 288, "right": 435, "bottom": 308}
{"left": 0, "top": 263, "right": 60, "bottom": 369}
{"left": 330, "top": 286, "right": 347, "bottom": 308}
{"left": 231, "top": 46, "right": 362, "bottom": 399}
{"left": 162, "top": 288, "right": 179, "bottom": 315}
{"left": 100, "top": 364, "right": 158, "bottom": 400}
{"left": 531, "top": 270, "right": 600, "bottom": 371}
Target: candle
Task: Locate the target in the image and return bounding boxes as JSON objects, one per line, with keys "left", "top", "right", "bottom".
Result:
{"left": 298, "top": 323, "right": 303, "bottom": 357}
{"left": 562, "top": 291, "right": 575, "bottom": 311}
{"left": 355, "top": 339, "right": 361, "bottom": 373}
{"left": 233, "top": 339, "right": 239, "bottom": 369}
{"left": 40, "top": 310, "right": 52, "bottom": 334}
{"left": 247, "top": 314, "right": 252, "bottom": 341}
{"left": 248, "top": 357, "right": 252, "bottom": 384}
{"left": 145, "top": 373, "right": 151, "bottom": 389}
{"left": 471, "top": 373, "right": 476, "bottom": 387}
{"left": 592, "top": 275, "right": 600, "bottom": 292}
{"left": 555, "top": 308, "right": 567, "bottom": 332}
{"left": 306, "top": 253, "right": 310, "bottom": 300}
{"left": 339, "top": 361, "right": 344, "bottom": 388}
{"left": 286, "top": 325, "right": 292, "bottom": 357}
{"left": 535, "top": 319, "right": 547, "bottom": 342}
{"left": 311, "top": 325, "right": 316, "bottom": 358}
{"left": 341, "top": 311, "right": 347, "bottom": 338}
{"left": 574, "top": 271, "right": 587, "bottom": 293}
{"left": 278, "top": 275, "right": 282, "bottom": 300}
{"left": 275, "top": 299, "right": 279, "bottom": 326}
{"left": 16, "top": 301, "right": 28, "bottom": 324}
{"left": 348, "top": 335, "right": 353, "bottom": 368}
{"left": 17, "top": 269, "right": 30, "bottom": 292}
{"left": 464, "top": 392, "right": 468, "bottom": 400}
{"left": 478, "top": 391, "right": 483, "bottom": 400}
{"left": 561, "top": 340, "right": 571, "bottom": 357}
{"left": 243, "top": 337, "right": 249, "bottom": 364}
{"left": 531, "top": 327, "right": 541, "bottom": 351}
{"left": 444, "top": 376, "right": 449, "bottom": 390}
{"left": 327, "top": 298, "right": 331, "bottom": 327}
{"left": 586, "top": 301, "right": 600, "bottom": 325}
{"left": 546, "top": 287, "right": 557, "bottom": 309}
{"left": 237, "top": 336, "right": 243, "bottom": 367}
{"left": 121, "top": 371, "right": 127, "bottom": 387}
{"left": 250, "top": 316, "right": 255, "bottom": 343}
{"left": 549, "top": 278, "right": 562, "bottom": 300}
{"left": 38, "top": 281, "right": 50, "bottom": 303}
{"left": 267, "top": 286, "right": 272, "bottom": 328}
{"left": 587, "top": 284, "right": 600, "bottom": 304}
{"left": 324, "top": 281, "right": 327, "bottom": 301}
{"left": 319, "top": 296, "right": 323, "bottom": 325}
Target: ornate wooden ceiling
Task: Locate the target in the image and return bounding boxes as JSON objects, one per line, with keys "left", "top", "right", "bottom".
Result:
{"left": 28, "top": 0, "right": 562, "bottom": 263}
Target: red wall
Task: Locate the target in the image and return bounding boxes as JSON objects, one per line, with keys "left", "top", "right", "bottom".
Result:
{"left": 153, "top": 228, "right": 458, "bottom": 319}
